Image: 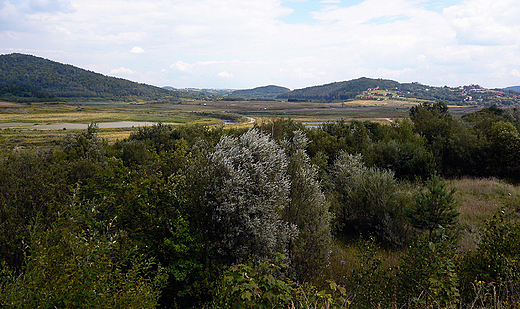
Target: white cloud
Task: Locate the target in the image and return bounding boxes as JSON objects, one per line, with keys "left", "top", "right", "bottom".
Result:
{"left": 217, "top": 71, "right": 233, "bottom": 78}
{"left": 444, "top": 0, "right": 520, "bottom": 45}
{"left": 130, "top": 46, "right": 145, "bottom": 54}
{"left": 171, "top": 61, "right": 194, "bottom": 72}
{"left": 110, "top": 67, "right": 134, "bottom": 74}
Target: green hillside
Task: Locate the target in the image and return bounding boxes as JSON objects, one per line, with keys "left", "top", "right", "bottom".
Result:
{"left": 229, "top": 85, "right": 290, "bottom": 99}
{"left": 278, "top": 77, "right": 520, "bottom": 105}
{"left": 0, "top": 53, "right": 203, "bottom": 103}
{"left": 277, "top": 77, "right": 401, "bottom": 102}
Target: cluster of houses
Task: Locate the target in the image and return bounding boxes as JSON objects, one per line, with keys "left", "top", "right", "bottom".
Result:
{"left": 357, "top": 83, "right": 519, "bottom": 105}
{"left": 359, "top": 86, "right": 413, "bottom": 100}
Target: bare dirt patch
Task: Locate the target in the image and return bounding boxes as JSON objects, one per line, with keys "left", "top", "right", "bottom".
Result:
{"left": 0, "top": 101, "right": 24, "bottom": 107}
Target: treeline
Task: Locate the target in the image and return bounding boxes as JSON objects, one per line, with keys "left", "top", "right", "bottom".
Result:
{"left": 1, "top": 103, "right": 520, "bottom": 308}
{"left": 0, "top": 53, "right": 204, "bottom": 102}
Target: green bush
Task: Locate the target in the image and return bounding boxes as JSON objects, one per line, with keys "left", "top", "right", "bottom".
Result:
{"left": 285, "top": 131, "right": 333, "bottom": 282}
{"left": 368, "top": 139, "right": 436, "bottom": 181}
{"left": 213, "top": 255, "right": 293, "bottom": 309}
{"left": 397, "top": 230, "right": 460, "bottom": 309}
{"left": 0, "top": 203, "right": 167, "bottom": 308}
{"left": 458, "top": 209, "right": 520, "bottom": 307}
{"left": 330, "top": 152, "right": 410, "bottom": 246}
{"left": 0, "top": 150, "right": 71, "bottom": 271}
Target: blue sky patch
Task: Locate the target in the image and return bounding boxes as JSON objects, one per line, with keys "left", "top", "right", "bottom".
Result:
{"left": 279, "top": 0, "right": 365, "bottom": 24}
{"left": 364, "top": 15, "right": 411, "bottom": 25}
{"left": 419, "top": 0, "right": 461, "bottom": 13}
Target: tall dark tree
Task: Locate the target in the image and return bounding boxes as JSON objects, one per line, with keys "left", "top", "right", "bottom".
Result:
{"left": 410, "top": 101, "right": 453, "bottom": 144}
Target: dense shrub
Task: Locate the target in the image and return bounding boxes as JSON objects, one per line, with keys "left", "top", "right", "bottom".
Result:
{"left": 213, "top": 255, "right": 293, "bottom": 309}
{"left": 0, "top": 151, "right": 70, "bottom": 270}
{"left": 330, "top": 152, "right": 410, "bottom": 246}
{"left": 397, "top": 231, "right": 460, "bottom": 309}
{"left": 284, "top": 131, "right": 332, "bottom": 282}
{"left": 3, "top": 113, "right": 520, "bottom": 308}
{"left": 459, "top": 209, "right": 520, "bottom": 306}
{"left": 0, "top": 200, "right": 167, "bottom": 309}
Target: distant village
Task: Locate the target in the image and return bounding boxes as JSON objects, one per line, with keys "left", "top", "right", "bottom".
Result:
{"left": 359, "top": 84, "right": 519, "bottom": 105}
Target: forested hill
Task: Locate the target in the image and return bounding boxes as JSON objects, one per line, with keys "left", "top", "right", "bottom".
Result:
{"left": 278, "top": 77, "right": 402, "bottom": 102}
{"left": 277, "top": 77, "right": 520, "bottom": 105}
{"left": 229, "top": 85, "right": 290, "bottom": 99}
{"left": 0, "top": 53, "right": 203, "bottom": 103}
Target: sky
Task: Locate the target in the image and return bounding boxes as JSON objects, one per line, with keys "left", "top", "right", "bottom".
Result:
{"left": 1, "top": 0, "right": 519, "bottom": 90}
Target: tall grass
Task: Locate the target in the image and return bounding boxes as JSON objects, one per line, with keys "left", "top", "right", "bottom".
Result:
{"left": 320, "top": 177, "right": 520, "bottom": 285}
{"left": 449, "top": 177, "right": 520, "bottom": 251}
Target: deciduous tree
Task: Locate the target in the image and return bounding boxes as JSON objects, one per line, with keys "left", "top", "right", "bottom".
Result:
{"left": 205, "top": 128, "right": 293, "bottom": 264}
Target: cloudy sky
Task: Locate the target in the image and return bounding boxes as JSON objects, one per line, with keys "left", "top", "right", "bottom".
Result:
{"left": 1, "top": 0, "right": 519, "bottom": 90}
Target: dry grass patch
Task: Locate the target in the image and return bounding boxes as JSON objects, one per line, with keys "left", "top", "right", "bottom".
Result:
{"left": 448, "top": 177, "right": 520, "bottom": 250}
{"left": 320, "top": 238, "right": 400, "bottom": 286}
{"left": 96, "top": 130, "right": 133, "bottom": 143}
{"left": 343, "top": 99, "right": 418, "bottom": 107}
{"left": 0, "top": 101, "right": 25, "bottom": 107}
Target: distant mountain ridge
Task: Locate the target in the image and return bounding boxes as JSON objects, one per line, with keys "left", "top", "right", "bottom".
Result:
{"left": 503, "top": 86, "right": 520, "bottom": 92}
{"left": 229, "top": 85, "right": 290, "bottom": 99}
{"left": 0, "top": 53, "right": 202, "bottom": 102}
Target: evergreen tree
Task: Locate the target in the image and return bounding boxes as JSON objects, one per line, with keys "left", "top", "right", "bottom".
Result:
{"left": 405, "top": 175, "right": 459, "bottom": 240}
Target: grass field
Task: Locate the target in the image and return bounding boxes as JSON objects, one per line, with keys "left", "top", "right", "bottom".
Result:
{"left": 1, "top": 99, "right": 417, "bottom": 124}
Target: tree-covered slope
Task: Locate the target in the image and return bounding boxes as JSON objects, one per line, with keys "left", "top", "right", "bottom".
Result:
{"left": 0, "top": 53, "right": 201, "bottom": 102}
{"left": 277, "top": 77, "right": 401, "bottom": 102}
{"left": 229, "top": 85, "right": 290, "bottom": 99}
{"left": 278, "top": 77, "right": 520, "bottom": 105}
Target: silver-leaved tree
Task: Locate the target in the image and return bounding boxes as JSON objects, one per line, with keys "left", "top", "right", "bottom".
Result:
{"left": 205, "top": 128, "right": 294, "bottom": 264}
